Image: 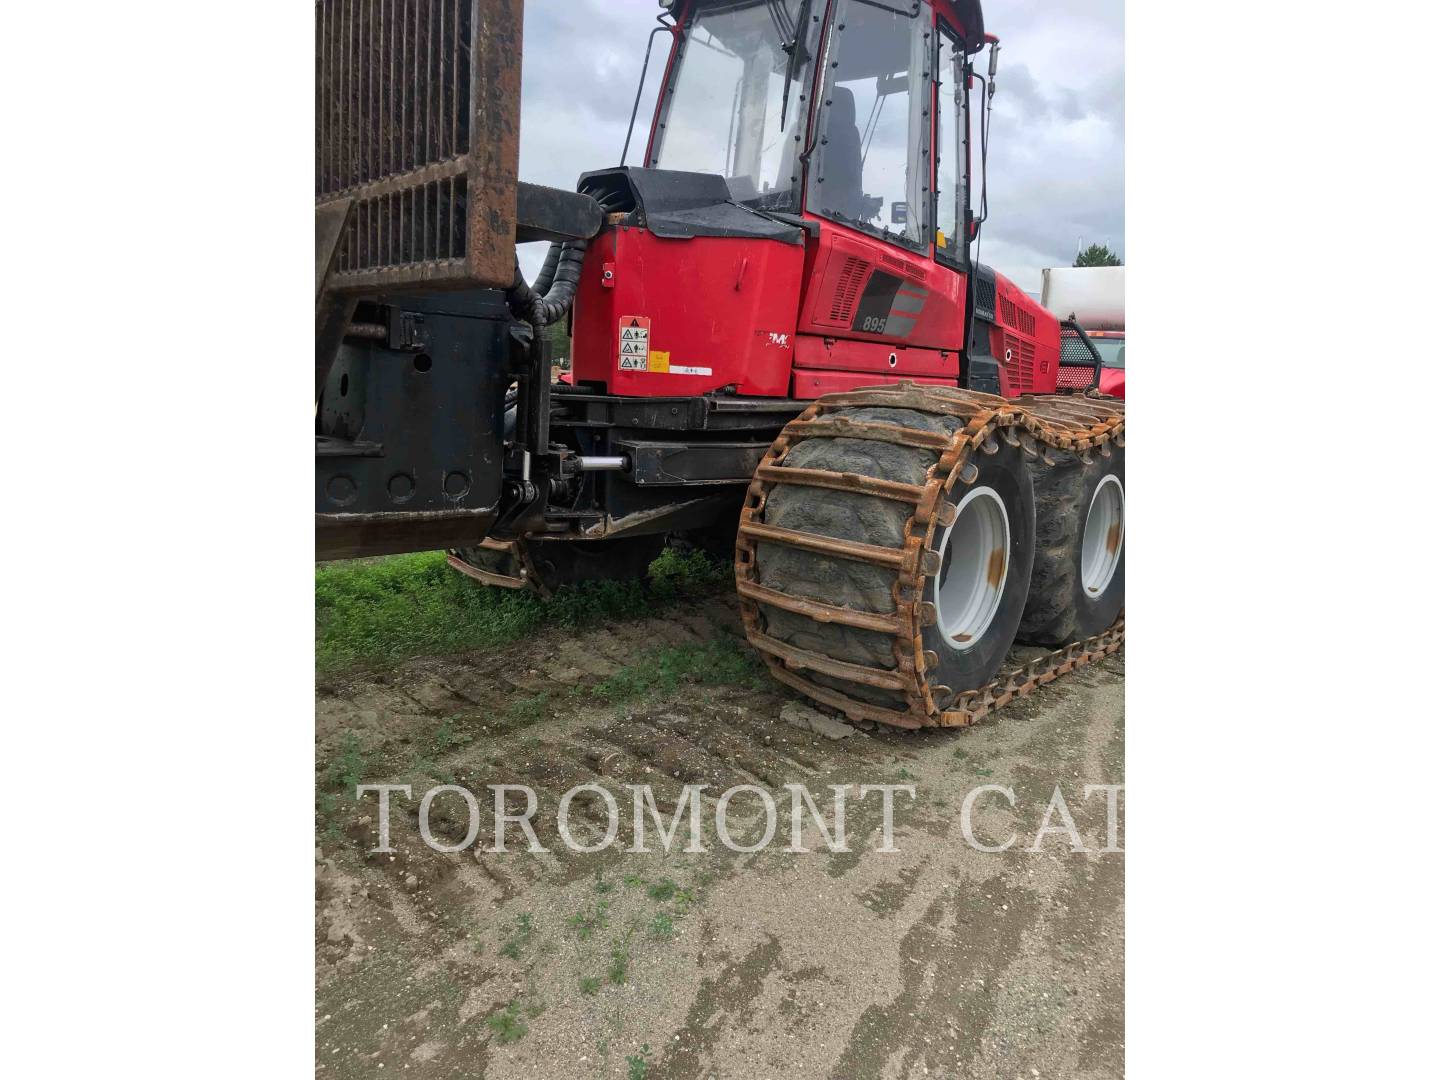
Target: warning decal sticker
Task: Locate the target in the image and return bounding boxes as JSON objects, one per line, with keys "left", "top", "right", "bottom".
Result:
{"left": 618, "top": 316, "right": 650, "bottom": 371}
{"left": 617, "top": 316, "right": 711, "bottom": 376}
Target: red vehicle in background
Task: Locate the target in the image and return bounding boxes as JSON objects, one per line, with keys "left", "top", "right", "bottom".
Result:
{"left": 1042, "top": 266, "right": 1125, "bottom": 398}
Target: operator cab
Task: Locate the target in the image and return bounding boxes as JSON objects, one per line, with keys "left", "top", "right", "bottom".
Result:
{"left": 647, "top": 0, "right": 986, "bottom": 259}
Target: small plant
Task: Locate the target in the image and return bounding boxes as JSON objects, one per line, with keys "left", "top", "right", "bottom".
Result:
{"left": 626, "top": 1044, "right": 652, "bottom": 1080}
{"left": 524, "top": 998, "right": 546, "bottom": 1020}
{"left": 646, "top": 878, "right": 677, "bottom": 902}
{"left": 975, "top": 767, "right": 994, "bottom": 777}
{"left": 622, "top": 873, "right": 643, "bottom": 888}
{"left": 594, "top": 868, "right": 615, "bottom": 895}
{"left": 486, "top": 1003, "right": 528, "bottom": 1044}
{"left": 649, "top": 913, "right": 675, "bottom": 939}
{"left": 579, "top": 975, "right": 602, "bottom": 996}
{"left": 568, "top": 899, "right": 610, "bottom": 941}
{"left": 323, "top": 731, "right": 367, "bottom": 792}
{"left": 608, "top": 932, "right": 633, "bottom": 985}
{"left": 430, "top": 717, "right": 468, "bottom": 754}
{"left": 672, "top": 883, "right": 698, "bottom": 911}
{"left": 898, "top": 767, "right": 916, "bottom": 781}
{"left": 499, "top": 912, "right": 533, "bottom": 960}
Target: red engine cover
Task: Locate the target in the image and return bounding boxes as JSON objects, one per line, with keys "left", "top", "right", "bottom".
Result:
{"left": 570, "top": 225, "right": 804, "bottom": 397}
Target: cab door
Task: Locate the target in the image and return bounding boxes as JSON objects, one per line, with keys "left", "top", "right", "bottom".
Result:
{"left": 793, "top": 0, "right": 968, "bottom": 376}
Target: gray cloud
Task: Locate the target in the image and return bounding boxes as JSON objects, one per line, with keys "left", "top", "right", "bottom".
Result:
{"left": 516, "top": 0, "right": 1123, "bottom": 291}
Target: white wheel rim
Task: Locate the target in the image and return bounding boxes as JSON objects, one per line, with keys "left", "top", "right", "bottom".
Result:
{"left": 933, "top": 486, "right": 1009, "bottom": 652}
{"left": 1081, "top": 475, "right": 1125, "bottom": 595}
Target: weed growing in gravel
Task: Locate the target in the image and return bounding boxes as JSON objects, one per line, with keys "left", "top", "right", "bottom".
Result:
{"left": 499, "top": 913, "right": 533, "bottom": 960}
{"left": 593, "top": 869, "right": 615, "bottom": 895}
{"left": 316, "top": 732, "right": 368, "bottom": 835}
{"left": 430, "top": 718, "right": 469, "bottom": 754}
{"left": 315, "top": 547, "right": 727, "bottom": 674}
{"left": 324, "top": 732, "right": 367, "bottom": 791}
{"left": 568, "top": 900, "right": 610, "bottom": 941}
{"left": 579, "top": 976, "right": 602, "bottom": 996}
{"left": 622, "top": 873, "right": 643, "bottom": 888}
{"left": 608, "top": 929, "right": 635, "bottom": 985}
{"left": 627, "top": 1044, "right": 652, "bottom": 1079}
{"left": 500, "top": 692, "right": 554, "bottom": 729}
{"left": 486, "top": 1003, "right": 528, "bottom": 1044}
{"left": 649, "top": 914, "right": 675, "bottom": 939}
{"left": 646, "top": 878, "right": 678, "bottom": 902}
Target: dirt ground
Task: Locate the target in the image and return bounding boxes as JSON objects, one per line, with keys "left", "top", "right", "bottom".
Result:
{"left": 316, "top": 594, "right": 1124, "bottom": 1078}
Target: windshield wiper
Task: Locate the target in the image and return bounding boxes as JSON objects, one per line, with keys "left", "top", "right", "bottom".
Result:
{"left": 778, "top": 0, "right": 814, "bottom": 133}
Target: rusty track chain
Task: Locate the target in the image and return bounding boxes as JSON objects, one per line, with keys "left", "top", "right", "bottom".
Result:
{"left": 735, "top": 383, "right": 1126, "bottom": 730}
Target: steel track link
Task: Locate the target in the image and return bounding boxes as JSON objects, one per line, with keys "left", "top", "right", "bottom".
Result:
{"left": 735, "top": 383, "right": 1126, "bottom": 730}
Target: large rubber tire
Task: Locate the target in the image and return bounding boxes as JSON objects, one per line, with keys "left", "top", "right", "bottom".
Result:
{"left": 451, "top": 535, "right": 665, "bottom": 595}
{"left": 753, "top": 405, "right": 1036, "bottom": 711}
{"left": 1018, "top": 445, "right": 1125, "bottom": 645}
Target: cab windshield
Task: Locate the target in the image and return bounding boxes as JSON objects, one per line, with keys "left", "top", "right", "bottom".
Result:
{"left": 651, "top": 0, "right": 820, "bottom": 211}
{"left": 1091, "top": 339, "right": 1126, "bottom": 369}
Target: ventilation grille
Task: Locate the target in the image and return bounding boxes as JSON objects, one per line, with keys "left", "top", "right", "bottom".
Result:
{"left": 1060, "top": 328, "right": 1098, "bottom": 365}
{"left": 829, "top": 257, "right": 870, "bottom": 324}
{"left": 999, "top": 296, "right": 1037, "bottom": 335}
{"left": 316, "top": 0, "right": 520, "bottom": 292}
{"left": 1058, "top": 327, "right": 1100, "bottom": 389}
{"left": 1056, "top": 365, "right": 1097, "bottom": 390}
{"left": 880, "top": 252, "right": 918, "bottom": 280}
{"left": 1002, "top": 333, "right": 1036, "bottom": 393}
{"left": 972, "top": 275, "right": 996, "bottom": 320}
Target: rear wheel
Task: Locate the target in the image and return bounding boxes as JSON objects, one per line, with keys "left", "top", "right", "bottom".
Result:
{"left": 748, "top": 404, "right": 1035, "bottom": 715}
{"left": 1018, "top": 445, "right": 1125, "bottom": 645}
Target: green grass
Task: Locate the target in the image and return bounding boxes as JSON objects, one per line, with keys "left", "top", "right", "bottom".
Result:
{"left": 579, "top": 975, "right": 603, "bottom": 996}
{"left": 316, "top": 546, "right": 729, "bottom": 675}
{"left": 593, "top": 637, "right": 768, "bottom": 701}
{"left": 649, "top": 913, "right": 675, "bottom": 940}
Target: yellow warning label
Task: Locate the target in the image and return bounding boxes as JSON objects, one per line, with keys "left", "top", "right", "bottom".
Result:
{"left": 647, "top": 350, "right": 670, "bottom": 373}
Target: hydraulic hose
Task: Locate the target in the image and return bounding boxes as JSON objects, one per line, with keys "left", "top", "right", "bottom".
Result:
{"left": 506, "top": 238, "right": 587, "bottom": 326}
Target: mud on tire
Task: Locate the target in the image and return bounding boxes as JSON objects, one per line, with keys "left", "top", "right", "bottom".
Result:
{"left": 1018, "top": 445, "right": 1125, "bottom": 645}
{"left": 750, "top": 405, "right": 1036, "bottom": 714}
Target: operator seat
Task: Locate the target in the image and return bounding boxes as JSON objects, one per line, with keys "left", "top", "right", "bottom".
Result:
{"left": 819, "top": 85, "right": 866, "bottom": 222}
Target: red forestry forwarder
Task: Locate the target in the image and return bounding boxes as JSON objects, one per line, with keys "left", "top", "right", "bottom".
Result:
{"left": 315, "top": 0, "right": 1125, "bottom": 730}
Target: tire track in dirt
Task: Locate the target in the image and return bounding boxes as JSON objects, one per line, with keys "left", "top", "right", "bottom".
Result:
{"left": 315, "top": 596, "right": 1123, "bottom": 1078}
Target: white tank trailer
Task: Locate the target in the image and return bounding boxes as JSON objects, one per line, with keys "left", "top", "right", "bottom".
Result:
{"left": 1040, "top": 266, "right": 1125, "bottom": 332}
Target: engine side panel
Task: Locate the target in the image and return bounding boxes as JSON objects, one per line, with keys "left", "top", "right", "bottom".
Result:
{"left": 982, "top": 268, "right": 1061, "bottom": 396}
{"left": 797, "top": 222, "right": 968, "bottom": 352}
{"left": 571, "top": 225, "right": 803, "bottom": 397}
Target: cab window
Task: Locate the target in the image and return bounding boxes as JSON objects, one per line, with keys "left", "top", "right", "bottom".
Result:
{"left": 807, "top": 0, "right": 932, "bottom": 250}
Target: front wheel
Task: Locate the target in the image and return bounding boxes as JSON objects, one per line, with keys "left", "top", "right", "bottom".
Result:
{"left": 743, "top": 401, "right": 1035, "bottom": 723}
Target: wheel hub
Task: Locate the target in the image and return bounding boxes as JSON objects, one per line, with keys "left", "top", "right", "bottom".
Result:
{"left": 934, "top": 486, "right": 1010, "bottom": 652}
{"left": 1080, "top": 475, "right": 1125, "bottom": 595}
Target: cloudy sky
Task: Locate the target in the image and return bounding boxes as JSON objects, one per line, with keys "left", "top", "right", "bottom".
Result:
{"left": 515, "top": 0, "right": 1123, "bottom": 293}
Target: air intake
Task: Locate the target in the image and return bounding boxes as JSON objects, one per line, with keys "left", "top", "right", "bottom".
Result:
{"left": 828, "top": 257, "right": 869, "bottom": 325}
